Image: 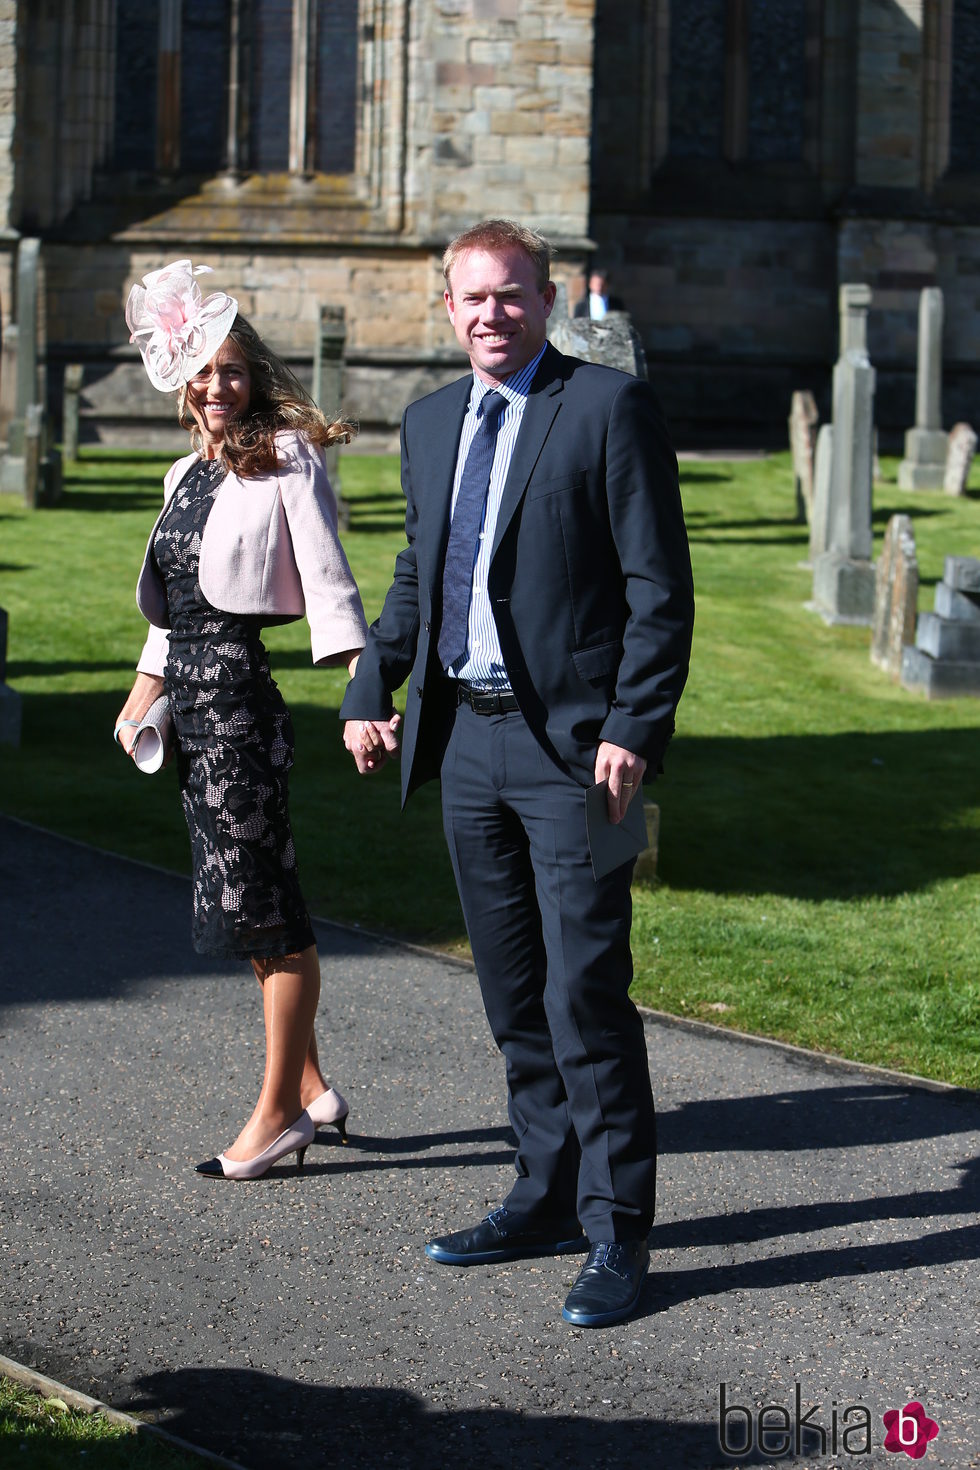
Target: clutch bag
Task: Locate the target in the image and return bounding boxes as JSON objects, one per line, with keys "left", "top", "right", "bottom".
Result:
{"left": 132, "top": 694, "right": 175, "bottom": 774}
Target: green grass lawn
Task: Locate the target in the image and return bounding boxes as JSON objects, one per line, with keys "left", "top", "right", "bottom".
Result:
{"left": 0, "top": 1375, "right": 204, "bottom": 1468}
{"left": 0, "top": 447, "right": 978, "bottom": 1086}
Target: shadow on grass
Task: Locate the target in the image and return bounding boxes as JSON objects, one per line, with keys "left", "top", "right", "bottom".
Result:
{"left": 7, "top": 657, "right": 139, "bottom": 677}
{"left": 349, "top": 517, "right": 414, "bottom": 535}
{"left": 664, "top": 728, "right": 980, "bottom": 898}
{"left": 688, "top": 530, "right": 810, "bottom": 548}
{"left": 57, "top": 487, "right": 166, "bottom": 513}
{"left": 679, "top": 467, "right": 735, "bottom": 484}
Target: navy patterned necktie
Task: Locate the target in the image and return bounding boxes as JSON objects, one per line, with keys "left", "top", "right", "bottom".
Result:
{"left": 437, "top": 390, "right": 507, "bottom": 669}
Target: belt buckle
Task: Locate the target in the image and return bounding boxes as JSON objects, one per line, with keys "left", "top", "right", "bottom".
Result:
{"left": 457, "top": 683, "right": 494, "bottom": 713}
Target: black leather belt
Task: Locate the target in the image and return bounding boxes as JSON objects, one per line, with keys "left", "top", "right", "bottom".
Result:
{"left": 454, "top": 682, "right": 520, "bottom": 714}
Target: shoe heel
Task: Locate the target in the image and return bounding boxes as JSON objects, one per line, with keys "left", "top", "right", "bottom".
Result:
{"left": 297, "top": 1144, "right": 309, "bottom": 1172}
{"left": 331, "top": 1113, "right": 349, "bottom": 1144}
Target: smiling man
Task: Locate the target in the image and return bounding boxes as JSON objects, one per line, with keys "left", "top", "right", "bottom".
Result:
{"left": 341, "top": 218, "right": 694, "bottom": 1328}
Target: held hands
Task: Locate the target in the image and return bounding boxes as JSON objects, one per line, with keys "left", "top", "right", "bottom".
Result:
{"left": 595, "top": 740, "right": 646, "bottom": 825}
{"left": 343, "top": 714, "right": 402, "bottom": 774}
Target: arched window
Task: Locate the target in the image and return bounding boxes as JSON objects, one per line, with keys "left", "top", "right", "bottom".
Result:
{"left": 111, "top": 0, "right": 359, "bottom": 178}
{"left": 949, "top": 0, "right": 980, "bottom": 173}
{"left": 667, "top": 0, "right": 813, "bottom": 167}
{"left": 590, "top": 0, "right": 824, "bottom": 214}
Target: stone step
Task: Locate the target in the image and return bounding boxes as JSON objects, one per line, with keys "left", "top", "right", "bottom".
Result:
{"left": 916, "top": 611, "right": 980, "bottom": 661}
{"left": 944, "top": 556, "right": 980, "bottom": 594}
{"left": 934, "top": 581, "right": 980, "bottom": 623}
{"left": 901, "top": 644, "right": 980, "bottom": 698}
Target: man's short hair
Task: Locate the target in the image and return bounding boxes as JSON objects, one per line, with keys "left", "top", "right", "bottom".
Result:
{"left": 443, "top": 219, "right": 555, "bottom": 294}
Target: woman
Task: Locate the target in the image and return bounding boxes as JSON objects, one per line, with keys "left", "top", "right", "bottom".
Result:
{"left": 115, "top": 260, "right": 368, "bottom": 1179}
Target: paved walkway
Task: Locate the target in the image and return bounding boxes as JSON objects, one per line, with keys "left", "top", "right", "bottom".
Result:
{"left": 1, "top": 815, "right": 977, "bottom": 1469}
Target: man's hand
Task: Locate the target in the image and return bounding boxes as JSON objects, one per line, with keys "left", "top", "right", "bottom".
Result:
{"left": 343, "top": 714, "right": 402, "bottom": 774}
{"left": 595, "top": 741, "right": 646, "bottom": 825}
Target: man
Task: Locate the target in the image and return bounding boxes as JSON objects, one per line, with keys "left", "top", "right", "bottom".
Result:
{"left": 341, "top": 219, "right": 693, "bottom": 1328}
{"left": 572, "top": 265, "right": 625, "bottom": 320}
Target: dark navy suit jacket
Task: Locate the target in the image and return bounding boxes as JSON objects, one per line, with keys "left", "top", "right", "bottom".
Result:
{"left": 340, "top": 342, "right": 694, "bottom": 804}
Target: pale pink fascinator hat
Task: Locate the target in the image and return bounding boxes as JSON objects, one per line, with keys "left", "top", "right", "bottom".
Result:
{"left": 126, "top": 260, "right": 238, "bottom": 393}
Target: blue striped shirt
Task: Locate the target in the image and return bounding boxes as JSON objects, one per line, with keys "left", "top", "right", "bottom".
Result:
{"left": 444, "top": 344, "right": 547, "bottom": 686}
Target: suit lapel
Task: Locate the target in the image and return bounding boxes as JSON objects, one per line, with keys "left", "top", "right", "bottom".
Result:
{"left": 419, "top": 377, "right": 471, "bottom": 599}
{"left": 490, "top": 346, "right": 565, "bottom": 561}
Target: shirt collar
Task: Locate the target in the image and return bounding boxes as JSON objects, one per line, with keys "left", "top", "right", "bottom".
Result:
{"left": 469, "top": 342, "right": 548, "bottom": 410}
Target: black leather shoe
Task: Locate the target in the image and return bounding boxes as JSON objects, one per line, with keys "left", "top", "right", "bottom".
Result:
{"left": 561, "top": 1240, "right": 650, "bottom": 1327}
{"left": 425, "top": 1207, "right": 586, "bottom": 1266}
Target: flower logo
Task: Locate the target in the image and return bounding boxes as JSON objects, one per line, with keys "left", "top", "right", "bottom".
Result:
{"left": 883, "top": 1401, "right": 939, "bottom": 1458}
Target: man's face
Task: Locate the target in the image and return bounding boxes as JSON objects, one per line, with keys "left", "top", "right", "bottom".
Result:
{"left": 588, "top": 271, "right": 608, "bottom": 296}
{"left": 445, "top": 245, "right": 556, "bottom": 386}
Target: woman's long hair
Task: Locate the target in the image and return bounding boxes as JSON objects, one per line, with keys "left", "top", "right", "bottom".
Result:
{"left": 176, "top": 314, "right": 353, "bottom": 478}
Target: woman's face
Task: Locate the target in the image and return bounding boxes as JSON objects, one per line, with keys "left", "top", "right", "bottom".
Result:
{"left": 185, "top": 339, "right": 251, "bottom": 449}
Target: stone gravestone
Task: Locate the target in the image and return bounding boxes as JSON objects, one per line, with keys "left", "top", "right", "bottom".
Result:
{"left": 902, "top": 556, "right": 980, "bottom": 697}
{"left": 62, "top": 363, "right": 84, "bottom": 463}
{"left": 943, "top": 422, "right": 976, "bottom": 497}
{"left": 0, "top": 606, "right": 22, "bottom": 746}
{"left": 810, "top": 284, "right": 876, "bottom": 625}
{"left": 548, "top": 287, "right": 647, "bottom": 380}
{"left": 311, "top": 303, "right": 350, "bottom": 529}
{"left": 788, "top": 390, "right": 818, "bottom": 525}
{"left": 807, "top": 423, "right": 834, "bottom": 566}
{"left": 1, "top": 239, "right": 40, "bottom": 493}
{"left": 898, "top": 287, "right": 948, "bottom": 490}
{"left": 0, "top": 237, "right": 61, "bottom": 503}
{"left": 870, "top": 514, "right": 917, "bottom": 679}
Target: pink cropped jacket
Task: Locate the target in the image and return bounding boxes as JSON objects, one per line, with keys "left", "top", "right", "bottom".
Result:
{"left": 135, "top": 430, "right": 367, "bottom": 677}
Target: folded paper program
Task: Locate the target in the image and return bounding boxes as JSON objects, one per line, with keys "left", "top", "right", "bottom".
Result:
{"left": 132, "top": 695, "right": 175, "bottom": 773}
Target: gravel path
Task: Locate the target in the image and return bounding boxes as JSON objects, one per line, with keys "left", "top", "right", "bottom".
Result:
{"left": 1, "top": 816, "right": 977, "bottom": 1468}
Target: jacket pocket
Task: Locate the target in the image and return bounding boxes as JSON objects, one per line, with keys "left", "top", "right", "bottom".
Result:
{"left": 571, "top": 639, "right": 621, "bottom": 682}
{"left": 526, "top": 470, "right": 588, "bottom": 501}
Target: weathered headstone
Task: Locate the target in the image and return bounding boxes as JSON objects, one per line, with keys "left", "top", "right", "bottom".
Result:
{"left": 0, "top": 324, "right": 17, "bottom": 445}
{"left": 901, "top": 555, "right": 980, "bottom": 697}
{"left": 1, "top": 238, "right": 59, "bottom": 503}
{"left": 810, "top": 284, "right": 876, "bottom": 625}
{"left": 548, "top": 285, "right": 647, "bottom": 379}
{"left": 23, "top": 403, "right": 42, "bottom": 510}
{"left": 788, "top": 390, "right": 818, "bottom": 525}
{"left": 807, "top": 422, "right": 834, "bottom": 565}
{"left": 0, "top": 240, "right": 41, "bottom": 492}
{"left": 943, "top": 422, "right": 976, "bottom": 497}
{"left": 898, "top": 287, "right": 948, "bottom": 490}
{"left": 312, "top": 303, "right": 348, "bottom": 527}
{"left": 11, "top": 238, "right": 40, "bottom": 455}
{"left": 870, "top": 514, "right": 917, "bottom": 679}
{"left": 62, "top": 363, "right": 84, "bottom": 463}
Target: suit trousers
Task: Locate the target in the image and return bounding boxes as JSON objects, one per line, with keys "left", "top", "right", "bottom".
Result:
{"left": 439, "top": 700, "right": 657, "bottom": 1241}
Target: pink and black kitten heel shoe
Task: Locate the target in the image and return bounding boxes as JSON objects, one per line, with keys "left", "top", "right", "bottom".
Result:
{"left": 306, "top": 1086, "right": 350, "bottom": 1143}
{"left": 195, "top": 1112, "right": 315, "bottom": 1179}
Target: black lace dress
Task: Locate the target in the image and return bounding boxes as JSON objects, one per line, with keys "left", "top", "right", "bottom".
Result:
{"left": 152, "top": 457, "right": 315, "bottom": 960}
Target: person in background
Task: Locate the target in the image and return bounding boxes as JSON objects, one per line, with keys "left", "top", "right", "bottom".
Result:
{"left": 342, "top": 219, "right": 693, "bottom": 1327}
{"left": 116, "top": 261, "right": 367, "bottom": 1179}
{"left": 573, "top": 265, "right": 625, "bottom": 320}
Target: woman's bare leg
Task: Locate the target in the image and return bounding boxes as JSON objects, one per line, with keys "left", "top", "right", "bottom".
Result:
{"left": 224, "top": 943, "right": 322, "bottom": 1160}
{"left": 300, "top": 1027, "right": 332, "bottom": 1111}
